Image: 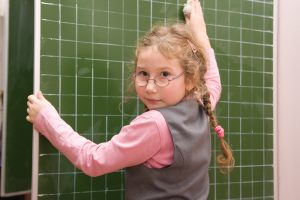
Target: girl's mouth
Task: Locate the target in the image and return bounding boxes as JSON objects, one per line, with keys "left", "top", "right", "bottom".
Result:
{"left": 144, "top": 98, "right": 161, "bottom": 105}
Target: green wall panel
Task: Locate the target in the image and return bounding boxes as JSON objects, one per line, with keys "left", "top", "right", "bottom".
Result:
{"left": 1, "top": 0, "right": 33, "bottom": 196}
{"left": 37, "top": 0, "right": 273, "bottom": 199}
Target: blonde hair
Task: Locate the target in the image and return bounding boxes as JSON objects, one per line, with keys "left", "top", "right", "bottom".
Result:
{"left": 133, "top": 22, "right": 235, "bottom": 173}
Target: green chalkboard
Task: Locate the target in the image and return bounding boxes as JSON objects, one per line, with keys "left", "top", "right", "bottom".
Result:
{"left": 35, "top": 0, "right": 274, "bottom": 199}
{"left": 1, "top": 0, "right": 34, "bottom": 196}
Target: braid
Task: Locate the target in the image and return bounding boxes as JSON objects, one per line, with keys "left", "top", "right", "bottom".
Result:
{"left": 202, "top": 92, "right": 217, "bottom": 127}
{"left": 202, "top": 91, "right": 235, "bottom": 174}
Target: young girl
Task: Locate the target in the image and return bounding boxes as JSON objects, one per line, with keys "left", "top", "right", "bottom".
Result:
{"left": 27, "top": 0, "right": 234, "bottom": 199}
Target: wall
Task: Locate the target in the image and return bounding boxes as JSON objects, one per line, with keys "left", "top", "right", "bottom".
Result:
{"left": 275, "top": 0, "right": 300, "bottom": 199}
{"left": 0, "top": 6, "right": 3, "bottom": 135}
{"left": 0, "top": 0, "right": 4, "bottom": 90}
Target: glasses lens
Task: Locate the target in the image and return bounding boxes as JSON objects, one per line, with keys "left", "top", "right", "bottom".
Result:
{"left": 155, "top": 77, "right": 168, "bottom": 87}
{"left": 135, "top": 74, "right": 147, "bottom": 86}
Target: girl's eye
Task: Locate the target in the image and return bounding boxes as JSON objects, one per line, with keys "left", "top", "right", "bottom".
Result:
{"left": 137, "top": 70, "right": 149, "bottom": 77}
{"left": 161, "top": 71, "right": 171, "bottom": 77}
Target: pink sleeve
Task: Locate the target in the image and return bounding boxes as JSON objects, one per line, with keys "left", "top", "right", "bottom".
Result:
{"left": 33, "top": 106, "right": 172, "bottom": 177}
{"left": 204, "top": 48, "right": 222, "bottom": 110}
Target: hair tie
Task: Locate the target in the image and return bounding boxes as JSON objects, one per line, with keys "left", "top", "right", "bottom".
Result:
{"left": 214, "top": 125, "right": 224, "bottom": 138}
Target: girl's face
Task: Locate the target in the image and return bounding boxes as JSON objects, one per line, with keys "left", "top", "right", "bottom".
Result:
{"left": 135, "top": 46, "right": 190, "bottom": 110}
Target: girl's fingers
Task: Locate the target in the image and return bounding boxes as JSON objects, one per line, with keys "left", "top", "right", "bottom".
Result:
{"left": 192, "top": 0, "right": 202, "bottom": 16}
{"left": 184, "top": 0, "right": 202, "bottom": 19}
{"left": 26, "top": 92, "right": 48, "bottom": 124}
{"left": 183, "top": 2, "right": 191, "bottom": 22}
{"left": 185, "top": 16, "right": 190, "bottom": 25}
{"left": 37, "top": 91, "right": 45, "bottom": 100}
{"left": 26, "top": 115, "right": 32, "bottom": 123}
{"left": 27, "top": 100, "right": 31, "bottom": 107}
{"left": 28, "top": 94, "right": 38, "bottom": 103}
{"left": 27, "top": 101, "right": 34, "bottom": 113}
{"left": 196, "top": 0, "right": 203, "bottom": 16}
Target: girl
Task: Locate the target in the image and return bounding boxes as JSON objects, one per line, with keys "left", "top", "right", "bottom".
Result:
{"left": 27, "top": 0, "right": 234, "bottom": 199}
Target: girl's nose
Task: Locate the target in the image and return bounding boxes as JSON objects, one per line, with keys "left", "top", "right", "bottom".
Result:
{"left": 145, "top": 79, "right": 157, "bottom": 93}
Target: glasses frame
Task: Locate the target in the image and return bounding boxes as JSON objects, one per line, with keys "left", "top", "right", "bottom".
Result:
{"left": 134, "top": 71, "right": 185, "bottom": 87}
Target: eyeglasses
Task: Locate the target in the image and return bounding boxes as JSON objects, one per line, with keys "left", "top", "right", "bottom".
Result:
{"left": 134, "top": 71, "right": 185, "bottom": 87}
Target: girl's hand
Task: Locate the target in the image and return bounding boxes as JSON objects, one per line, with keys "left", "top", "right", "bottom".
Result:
{"left": 184, "top": 0, "right": 211, "bottom": 49}
{"left": 26, "top": 91, "right": 53, "bottom": 124}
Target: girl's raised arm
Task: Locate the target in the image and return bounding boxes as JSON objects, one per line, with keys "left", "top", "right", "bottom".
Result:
{"left": 184, "top": 0, "right": 221, "bottom": 110}
{"left": 184, "top": 0, "right": 211, "bottom": 49}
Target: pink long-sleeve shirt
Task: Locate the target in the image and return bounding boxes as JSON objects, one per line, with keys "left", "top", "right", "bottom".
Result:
{"left": 33, "top": 48, "right": 221, "bottom": 177}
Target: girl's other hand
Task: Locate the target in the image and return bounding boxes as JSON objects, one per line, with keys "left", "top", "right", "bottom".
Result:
{"left": 26, "top": 91, "right": 52, "bottom": 124}
{"left": 184, "top": 0, "right": 211, "bottom": 49}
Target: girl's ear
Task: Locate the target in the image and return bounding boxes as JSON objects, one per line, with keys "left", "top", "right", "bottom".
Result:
{"left": 185, "top": 79, "right": 194, "bottom": 92}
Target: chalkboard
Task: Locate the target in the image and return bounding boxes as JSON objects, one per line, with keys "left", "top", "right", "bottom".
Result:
{"left": 1, "top": 0, "right": 34, "bottom": 196}
{"left": 34, "top": 0, "right": 274, "bottom": 199}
